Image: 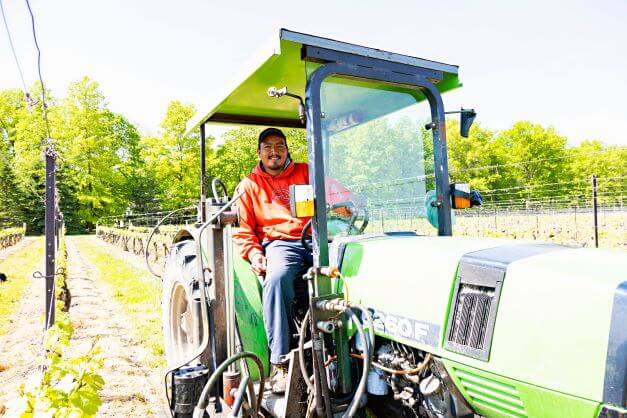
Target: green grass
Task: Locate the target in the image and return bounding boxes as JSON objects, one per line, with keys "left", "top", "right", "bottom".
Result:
{"left": 0, "top": 238, "right": 43, "bottom": 336}
{"left": 73, "top": 236, "right": 165, "bottom": 367}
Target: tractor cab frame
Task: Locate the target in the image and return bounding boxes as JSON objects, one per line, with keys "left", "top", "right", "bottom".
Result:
{"left": 190, "top": 28, "right": 462, "bottom": 260}
{"left": 168, "top": 28, "right": 470, "bottom": 417}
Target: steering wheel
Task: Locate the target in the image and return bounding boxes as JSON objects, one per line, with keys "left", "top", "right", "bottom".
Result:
{"left": 300, "top": 202, "right": 369, "bottom": 252}
{"left": 211, "top": 178, "right": 229, "bottom": 202}
{"left": 301, "top": 219, "right": 313, "bottom": 251}
{"left": 328, "top": 201, "right": 369, "bottom": 235}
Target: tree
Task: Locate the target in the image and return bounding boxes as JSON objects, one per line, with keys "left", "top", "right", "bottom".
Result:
{"left": 0, "top": 89, "right": 28, "bottom": 224}
{"left": 493, "top": 121, "right": 570, "bottom": 203}
{"left": 5, "top": 83, "right": 54, "bottom": 231}
{"left": 141, "top": 101, "right": 202, "bottom": 209}
{"left": 568, "top": 140, "right": 627, "bottom": 204}
{"left": 445, "top": 120, "right": 511, "bottom": 192}
{"left": 54, "top": 77, "right": 134, "bottom": 230}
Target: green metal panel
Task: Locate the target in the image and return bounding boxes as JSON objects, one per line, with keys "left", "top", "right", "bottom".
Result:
{"left": 443, "top": 248, "right": 627, "bottom": 402}
{"left": 337, "top": 235, "right": 627, "bottom": 403}
{"left": 232, "top": 248, "right": 269, "bottom": 378}
{"left": 187, "top": 29, "right": 461, "bottom": 133}
{"left": 338, "top": 235, "right": 507, "bottom": 351}
{"left": 443, "top": 359, "right": 600, "bottom": 418}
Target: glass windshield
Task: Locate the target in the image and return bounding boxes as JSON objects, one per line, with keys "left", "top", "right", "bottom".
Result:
{"left": 320, "top": 76, "right": 437, "bottom": 237}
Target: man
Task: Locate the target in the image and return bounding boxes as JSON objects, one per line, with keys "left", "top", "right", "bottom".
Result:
{"left": 233, "top": 127, "right": 312, "bottom": 394}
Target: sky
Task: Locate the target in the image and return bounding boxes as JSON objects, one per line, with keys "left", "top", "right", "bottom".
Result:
{"left": 1, "top": 0, "right": 626, "bottom": 146}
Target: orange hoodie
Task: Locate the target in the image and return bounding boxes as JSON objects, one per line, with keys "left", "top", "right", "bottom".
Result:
{"left": 233, "top": 161, "right": 310, "bottom": 260}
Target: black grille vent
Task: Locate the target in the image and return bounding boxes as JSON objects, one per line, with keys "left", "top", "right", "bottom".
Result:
{"left": 444, "top": 259, "right": 504, "bottom": 361}
{"left": 448, "top": 285, "right": 495, "bottom": 350}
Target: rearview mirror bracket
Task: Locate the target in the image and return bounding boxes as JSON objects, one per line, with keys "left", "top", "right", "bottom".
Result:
{"left": 445, "top": 108, "right": 477, "bottom": 138}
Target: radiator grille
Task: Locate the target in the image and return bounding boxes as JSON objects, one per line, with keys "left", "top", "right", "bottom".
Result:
{"left": 448, "top": 284, "right": 494, "bottom": 350}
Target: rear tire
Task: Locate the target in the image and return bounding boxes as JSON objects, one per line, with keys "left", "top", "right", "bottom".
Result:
{"left": 162, "top": 239, "right": 203, "bottom": 369}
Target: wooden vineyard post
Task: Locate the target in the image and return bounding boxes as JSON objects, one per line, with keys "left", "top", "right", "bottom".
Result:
{"left": 44, "top": 140, "right": 57, "bottom": 329}
{"left": 592, "top": 175, "right": 598, "bottom": 248}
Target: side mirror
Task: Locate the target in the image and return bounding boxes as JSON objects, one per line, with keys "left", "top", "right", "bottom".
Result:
{"left": 450, "top": 183, "right": 483, "bottom": 209}
{"left": 460, "top": 108, "right": 477, "bottom": 138}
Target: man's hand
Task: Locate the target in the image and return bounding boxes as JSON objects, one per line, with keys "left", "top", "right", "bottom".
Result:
{"left": 250, "top": 253, "right": 267, "bottom": 276}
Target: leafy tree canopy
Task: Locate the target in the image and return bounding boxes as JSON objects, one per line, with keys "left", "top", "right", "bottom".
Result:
{"left": 0, "top": 79, "right": 625, "bottom": 231}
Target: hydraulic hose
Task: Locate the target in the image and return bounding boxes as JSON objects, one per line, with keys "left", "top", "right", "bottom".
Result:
{"left": 211, "top": 178, "right": 229, "bottom": 202}
{"left": 299, "top": 312, "right": 357, "bottom": 402}
{"left": 343, "top": 308, "right": 370, "bottom": 418}
{"left": 145, "top": 205, "right": 196, "bottom": 278}
{"left": 298, "top": 310, "right": 315, "bottom": 394}
{"left": 299, "top": 306, "right": 372, "bottom": 418}
{"left": 314, "top": 340, "right": 333, "bottom": 418}
{"left": 311, "top": 340, "right": 327, "bottom": 418}
{"left": 193, "top": 351, "right": 265, "bottom": 418}
{"left": 230, "top": 375, "right": 250, "bottom": 416}
{"left": 349, "top": 352, "right": 432, "bottom": 375}
{"left": 346, "top": 303, "right": 374, "bottom": 358}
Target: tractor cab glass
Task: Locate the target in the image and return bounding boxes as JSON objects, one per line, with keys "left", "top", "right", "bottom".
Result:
{"left": 320, "top": 76, "right": 437, "bottom": 237}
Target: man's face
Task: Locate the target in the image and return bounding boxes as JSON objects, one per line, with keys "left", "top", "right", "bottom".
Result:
{"left": 258, "top": 135, "right": 288, "bottom": 173}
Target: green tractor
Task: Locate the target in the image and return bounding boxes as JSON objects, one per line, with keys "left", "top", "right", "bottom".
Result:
{"left": 158, "top": 29, "right": 627, "bottom": 418}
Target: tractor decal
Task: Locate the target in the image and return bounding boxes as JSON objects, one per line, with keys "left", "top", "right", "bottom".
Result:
{"left": 371, "top": 309, "right": 440, "bottom": 348}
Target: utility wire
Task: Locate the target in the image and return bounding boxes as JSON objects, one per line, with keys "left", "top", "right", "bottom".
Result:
{"left": 477, "top": 179, "right": 589, "bottom": 194}
{"left": 479, "top": 183, "right": 626, "bottom": 199}
{"left": 450, "top": 149, "right": 618, "bottom": 174}
{"left": 24, "top": 0, "right": 51, "bottom": 140}
{"left": 473, "top": 194, "right": 625, "bottom": 207}
{"left": 0, "top": 0, "right": 29, "bottom": 94}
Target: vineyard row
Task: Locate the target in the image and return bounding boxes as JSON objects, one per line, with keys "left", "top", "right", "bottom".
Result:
{"left": 0, "top": 226, "right": 26, "bottom": 251}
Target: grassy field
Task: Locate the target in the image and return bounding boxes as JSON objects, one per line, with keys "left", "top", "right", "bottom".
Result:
{"left": 73, "top": 236, "right": 164, "bottom": 367}
{"left": 0, "top": 238, "right": 43, "bottom": 336}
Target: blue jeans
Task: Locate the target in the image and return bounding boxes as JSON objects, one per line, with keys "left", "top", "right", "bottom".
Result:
{"left": 262, "top": 239, "right": 313, "bottom": 364}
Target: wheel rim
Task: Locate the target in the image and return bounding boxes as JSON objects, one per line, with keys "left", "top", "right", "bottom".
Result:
{"left": 169, "top": 282, "right": 196, "bottom": 365}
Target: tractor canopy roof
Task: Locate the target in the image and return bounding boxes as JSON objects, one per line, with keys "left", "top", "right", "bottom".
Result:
{"left": 187, "top": 29, "right": 461, "bottom": 134}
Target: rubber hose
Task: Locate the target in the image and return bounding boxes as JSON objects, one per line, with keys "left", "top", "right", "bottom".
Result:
{"left": 211, "top": 178, "right": 228, "bottom": 202}
{"left": 312, "top": 344, "right": 325, "bottom": 418}
{"left": 194, "top": 351, "right": 265, "bottom": 418}
{"left": 298, "top": 310, "right": 315, "bottom": 394}
{"left": 145, "top": 205, "right": 195, "bottom": 278}
{"left": 348, "top": 304, "right": 374, "bottom": 358}
{"left": 314, "top": 341, "right": 333, "bottom": 418}
{"left": 343, "top": 308, "right": 370, "bottom": 418}
{"left": 300, "top": 311, "right": 359, "bottom": 405}
{"left": 300, "top": 312, "right": 339, "bottom": 417}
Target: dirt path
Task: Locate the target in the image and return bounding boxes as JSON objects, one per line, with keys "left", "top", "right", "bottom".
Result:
{"left": 64, "top": 237, "right": 169, "bottom": 417}
{"left": 0, "top": 238, "right": 44, "bottom": 410}
{"left": 0, "top": 237, "right": 170, "bottom": 416}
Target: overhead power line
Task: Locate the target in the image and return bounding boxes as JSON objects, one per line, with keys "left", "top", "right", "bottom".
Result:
{"left": 0, "top": 0, "right": 29, "bottom": 93}
{"left": 24, "top": 0, "right": 51, "bottom": 139}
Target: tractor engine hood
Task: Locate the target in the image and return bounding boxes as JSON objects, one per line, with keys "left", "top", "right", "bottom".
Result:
{"left": 334, "top": 234, "right": 627, "bottom": 405}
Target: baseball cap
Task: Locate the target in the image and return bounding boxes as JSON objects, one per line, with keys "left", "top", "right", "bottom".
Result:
{"left": 258, "top": 128, "right": 287, "bottom": 149}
